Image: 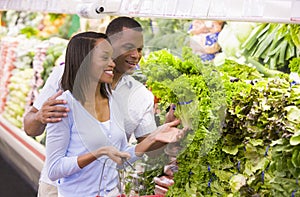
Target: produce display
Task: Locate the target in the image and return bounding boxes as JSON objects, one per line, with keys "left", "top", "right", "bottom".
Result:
{"left": 217, "top": 22, "right": 300, "bottom": 77}
{"left": 0, "top": 37, "right": 18, "bottom": 113}
{"left": 3, "top": 11, "right": 77, "bottom": 39}
{"left": 0, "top": 11, "right": 70, "bottom": 130}
{"left": 0, "top": 35, "right": 67, "bottom": 129}
{"left": 2, "top": 68, "right": 34, "bottom": 128}
{"left": 139, "top": 46, "right": 300, "bottom": 196}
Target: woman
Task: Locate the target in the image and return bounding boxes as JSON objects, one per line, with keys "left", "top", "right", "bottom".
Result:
{"left": 45, "top": 32, "right": 136, "bottom": 197}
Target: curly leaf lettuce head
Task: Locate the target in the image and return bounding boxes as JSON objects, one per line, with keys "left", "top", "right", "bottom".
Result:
{"left": 140, "top": 49, "right": 181, "bottom": 82}
{"left": 169, "top": 75, "right": 199, "bottom": 129}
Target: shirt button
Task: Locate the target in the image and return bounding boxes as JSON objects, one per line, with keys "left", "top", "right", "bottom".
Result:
{"left": 103, "top": 176, "right": 107, "bottom": 180}
{"left": 108, "top": 134, "right": 112, "bottom": 138}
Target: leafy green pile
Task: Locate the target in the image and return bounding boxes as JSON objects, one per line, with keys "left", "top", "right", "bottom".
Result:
{"left": 218, "top": 78, "right": 300, "bottom": 196}
{"left": 140, "top": 48, "right": 300, "bottom": 196}
{"left": 140, "top": 47, "right": 227, "bottom": 195}
{"left": 217, "top": 59, "right": 262, "bottom": 80}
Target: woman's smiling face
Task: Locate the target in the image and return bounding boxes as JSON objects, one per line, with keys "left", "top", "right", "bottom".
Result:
{"left": 89, "top": 38, "right": 115, "bottom": 84}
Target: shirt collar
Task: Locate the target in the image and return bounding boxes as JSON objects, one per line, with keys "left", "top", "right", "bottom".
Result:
{"left": 116, "top": 74, "right": 133, "bottom": 89}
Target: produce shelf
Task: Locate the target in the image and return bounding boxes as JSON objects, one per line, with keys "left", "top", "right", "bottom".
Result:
{"left": 0, "top": 115, "right": 45, "bottom": 191}
{"left": 0, "top": 0, "right": 299, "bottom": 24}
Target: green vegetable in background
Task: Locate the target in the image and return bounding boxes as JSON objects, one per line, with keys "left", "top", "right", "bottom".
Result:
{"left": 217, "top": 59, "right": 262, "bottom": 80}
{"left": 242, "top": 23, "right": 300, "bottom": 72}
{"left": 290, "top": 24, "right": 300, "bottom": 50}
{"left": 20, "top": 26, "right": 39, "bottom": 38}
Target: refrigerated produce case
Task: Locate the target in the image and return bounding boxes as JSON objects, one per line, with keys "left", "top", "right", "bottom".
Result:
{"left": 0, "top": 0, "right": 300, "bottom": 195}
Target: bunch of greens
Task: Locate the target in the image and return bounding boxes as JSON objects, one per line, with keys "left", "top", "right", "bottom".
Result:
{"left": 221, "top": 77, "right": 300, "bottom": 196}
{"left": 169, "top": 74, "right": 300, "bottom": 196}
{"left": 290, "top": 24, "right": 300, "bottom": 51}
{"left": 217, "top": 59, "right": 262, "bottom": 80}
{"left": 141, "top": 47, "right": 300, "bottom": 196}
{"left": 242, "top": 23, "right": 300, "bottom": 72}
{"left": 140, "top": 47, "right": 227, "bottom": 195}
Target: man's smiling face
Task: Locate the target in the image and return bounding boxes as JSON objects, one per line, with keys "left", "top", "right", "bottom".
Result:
{"left": 111, "top": 27, "right": 144, "bottom": 75}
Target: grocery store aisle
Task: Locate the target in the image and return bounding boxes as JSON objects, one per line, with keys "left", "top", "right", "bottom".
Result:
{"left": 0, "top": 153, "right": 37, "bottom": 196}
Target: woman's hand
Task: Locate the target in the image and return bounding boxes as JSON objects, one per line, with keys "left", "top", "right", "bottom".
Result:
{"left": 98, "top": 146, "right": 131, "bottom": 165}
{"left": 78, "top": 146, "right": 130, "bottom": 169}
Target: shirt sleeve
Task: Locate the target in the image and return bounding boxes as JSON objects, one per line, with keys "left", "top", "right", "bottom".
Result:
{"left": 119, "top": 134, "right": 142, "bottom": 167}
{"left": 33, "top": 65, "right": 64, "bottom": 110}
{"left": 45, "top": 94, "right": 81, "bottom": 181}
{"left": 129, "top": 86, "right": 157, "bottom": 139}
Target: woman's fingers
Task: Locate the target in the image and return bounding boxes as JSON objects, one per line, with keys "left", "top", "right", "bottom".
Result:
{"left": 119, "top": 152, "right": 131, "bottom": 160}
{"left": 106, "top": 147, "right": 131, "bottom": 165}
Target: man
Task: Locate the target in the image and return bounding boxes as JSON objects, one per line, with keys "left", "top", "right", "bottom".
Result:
{"left": 23, "top": 17, "right": 182, "bottom": 197}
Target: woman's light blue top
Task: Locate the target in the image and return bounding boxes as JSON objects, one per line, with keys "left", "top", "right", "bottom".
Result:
{"left": 46, "top": 90, "right": 139, "bottom": 197}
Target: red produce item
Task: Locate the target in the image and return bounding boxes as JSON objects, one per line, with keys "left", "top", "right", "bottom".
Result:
{"left": 163, "top": 164, "right": 178, "bottom": 177}
{"left": 153, "top": 176, "right": 174, "bottom": 188}
{"left": 154, "top": 185, "right": 168, "bottom": 196}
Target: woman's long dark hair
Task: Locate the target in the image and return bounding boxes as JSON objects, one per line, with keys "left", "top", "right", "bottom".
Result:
{"left": 61, "top": 32, "right": 111, "bottom": 103}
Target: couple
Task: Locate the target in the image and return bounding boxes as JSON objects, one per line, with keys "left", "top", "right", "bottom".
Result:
{"left": 23, "top": 17, "right": 186, "bottom": 197}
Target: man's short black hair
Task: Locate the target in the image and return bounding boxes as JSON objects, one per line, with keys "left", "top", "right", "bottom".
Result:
{"left": 105, "top": 16, "right": 143, "bottom": 37}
